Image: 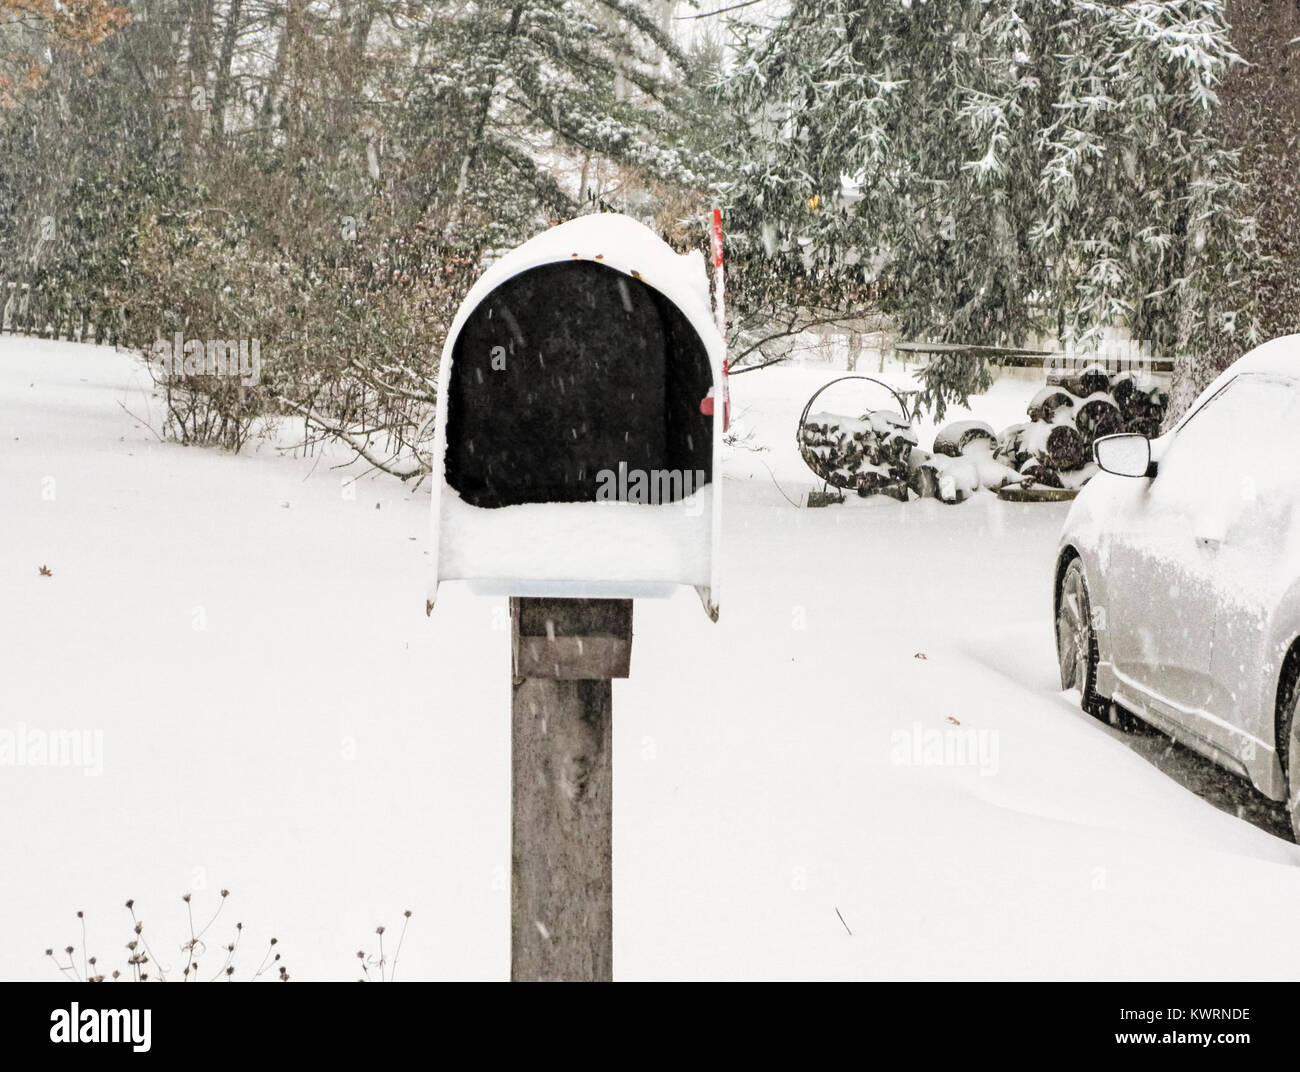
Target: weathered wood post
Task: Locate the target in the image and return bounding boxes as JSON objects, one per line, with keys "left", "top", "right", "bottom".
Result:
{"left": 509, "top": 597, "right": 632, "bottom": 982}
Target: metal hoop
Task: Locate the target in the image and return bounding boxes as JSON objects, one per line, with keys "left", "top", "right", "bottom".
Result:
{"left": 796, "top": 375, "right": 915, "bottom": 492}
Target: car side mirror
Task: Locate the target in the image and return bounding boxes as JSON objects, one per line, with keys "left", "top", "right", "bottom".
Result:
{"left": 1094, "top": 433, "right": 1155, "bottom": 478}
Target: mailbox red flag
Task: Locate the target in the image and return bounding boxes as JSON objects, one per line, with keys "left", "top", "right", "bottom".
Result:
{"left": 700, "top": 207, "right": 731, "bottom": 430}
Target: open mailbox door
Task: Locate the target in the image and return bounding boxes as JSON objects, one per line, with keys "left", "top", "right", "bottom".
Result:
{"left": 427, "top": 213, "right": 724, "bottom": 620}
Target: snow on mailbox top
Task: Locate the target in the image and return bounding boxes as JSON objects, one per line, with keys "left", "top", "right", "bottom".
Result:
{"left": 427, "top": 213, "right": 724, "bottom": 619}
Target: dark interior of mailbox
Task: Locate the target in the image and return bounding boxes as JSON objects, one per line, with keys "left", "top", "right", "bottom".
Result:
{"left": 444, "top": 260, "right": 714, "bottom": 509}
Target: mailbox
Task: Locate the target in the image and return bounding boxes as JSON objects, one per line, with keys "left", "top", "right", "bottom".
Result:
{"left": 427, "top": 213, "right": 724, "bottom": 620}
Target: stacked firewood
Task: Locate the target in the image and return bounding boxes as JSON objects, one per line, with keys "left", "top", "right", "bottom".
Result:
{"left": 1110, "top": 372, "right": 1170, "bottom": 439}
{"left": 907, "top": 422, "right": 1023, "bottom": 503}
{"left": 799, "top": 409, "right": 919, "bottom": 501}
{"left": 798, "top": 365, "right": 1169, "bottom": 504}
{"left": 991, "top": 365, "right": 1169, "bottom": 491}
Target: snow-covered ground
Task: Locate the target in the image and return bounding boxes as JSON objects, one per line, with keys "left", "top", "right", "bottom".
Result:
{"left": 3, "top": 336, "right": 1298, "bottom": 982}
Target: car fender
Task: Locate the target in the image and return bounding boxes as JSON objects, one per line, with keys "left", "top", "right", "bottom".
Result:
{"left": 1059, "top": 470, "right": 1149, "bottom": 700}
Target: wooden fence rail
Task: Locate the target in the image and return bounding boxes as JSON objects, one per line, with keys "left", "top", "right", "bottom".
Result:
{"left": 895, "top": 340, "right": 1175, "bottom": 374}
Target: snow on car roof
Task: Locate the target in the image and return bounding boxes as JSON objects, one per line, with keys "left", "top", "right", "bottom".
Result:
{"left": 1225, "top": 333, "right": 1300, "bottom": 379}
{"left": 1179, "top": 333, "right": 1300, "bottom": 431}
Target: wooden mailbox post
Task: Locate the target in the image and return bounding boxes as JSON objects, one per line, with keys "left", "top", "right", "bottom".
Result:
{"left": 509, "top": 597, "right": 631, "bottom": 981}
{"left": 426, "top": 214, "right": 724, "bottom": 981}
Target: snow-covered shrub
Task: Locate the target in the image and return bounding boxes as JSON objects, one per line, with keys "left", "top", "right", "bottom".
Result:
{"left": 117, "top": 212, "right": 467, "bottom": 473}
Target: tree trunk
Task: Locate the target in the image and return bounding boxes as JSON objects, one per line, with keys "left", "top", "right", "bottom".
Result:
{"left": 184, "top": 0, "right": 216, "bottom": 148}
{"left": 260, "top": 0, "right": 305, "bottom": 148}
{"left": 1167, "top": 159, "right": 1209, "bottom": 428}
{"left": 211, "top": 0, "right": 244, "bottom": 140}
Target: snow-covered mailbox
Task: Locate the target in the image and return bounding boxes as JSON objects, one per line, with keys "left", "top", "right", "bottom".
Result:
{"left": 427, "top": 213, "right": 724, "bottom": 621}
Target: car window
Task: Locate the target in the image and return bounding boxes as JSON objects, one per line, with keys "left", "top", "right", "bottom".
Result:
{"left": 1157, "top": 374, "right": 1300, "bottom": 499}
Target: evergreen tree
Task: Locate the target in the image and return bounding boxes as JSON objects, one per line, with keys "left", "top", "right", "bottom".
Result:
{"left": 398, "top": 0, "right": 715, "bottom": 248}
{"left": 722, "top": 0, "right": 1257, "bottom": 418}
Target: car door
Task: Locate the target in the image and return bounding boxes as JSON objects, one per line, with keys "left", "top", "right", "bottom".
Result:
{"left": 1203, "top": 376, "right": 1300, "bottom": 758}
{"left": 1103, "top": 375, "right": 1281, "bottom": 741}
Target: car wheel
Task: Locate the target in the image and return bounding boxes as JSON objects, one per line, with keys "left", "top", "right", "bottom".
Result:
{"left": 1284, "top": 689, "right": 1300, "bottom": 845}
{"left": 1056, "top": 558, "right": 1125, "bottom": 727}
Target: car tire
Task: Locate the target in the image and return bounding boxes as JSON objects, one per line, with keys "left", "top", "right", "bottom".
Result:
{"left": 1283, "top": 687, "right": 1300, "bottom": 845}
{"left": 1056, "top": 558, "right": 1131, "bottom": 730}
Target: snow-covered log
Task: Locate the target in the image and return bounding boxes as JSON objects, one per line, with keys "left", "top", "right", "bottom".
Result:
{"left": 906, "top": 448, "right": 943, "bottom": 501}
{"left": 933, "top": 420, "right": 997, "bottom": 458}
{"left": 995, "top": 422, "right": 1030, "bottom": 467}
{"left": 1124, "top": 414, "right": 1163, "bottom": 438}
{"left": 909, "top": 440, "right": 1021, "bottom": 503}
{"left": 1026, "top": 387, "right": 1075, "bottom": 423}
{"left": 1020, "top": 420, "right": 1088, "bottom": 471}
{"left": 1048, "top": 363, "right": 1111, "bottom": 398}
{"left": 1072, "top": 394, "right": 1125, "bottom": 447}
{"left": 1113, "top": 373, "right": 1170, "bottom": 436}
{"left": 1019, "top": 457, "right": 1064, "bottom": 489}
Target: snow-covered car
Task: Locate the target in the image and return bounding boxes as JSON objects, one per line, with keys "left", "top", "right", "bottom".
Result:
{"left": 1055, "top": 335, "right": 1300, "bottom": 840}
